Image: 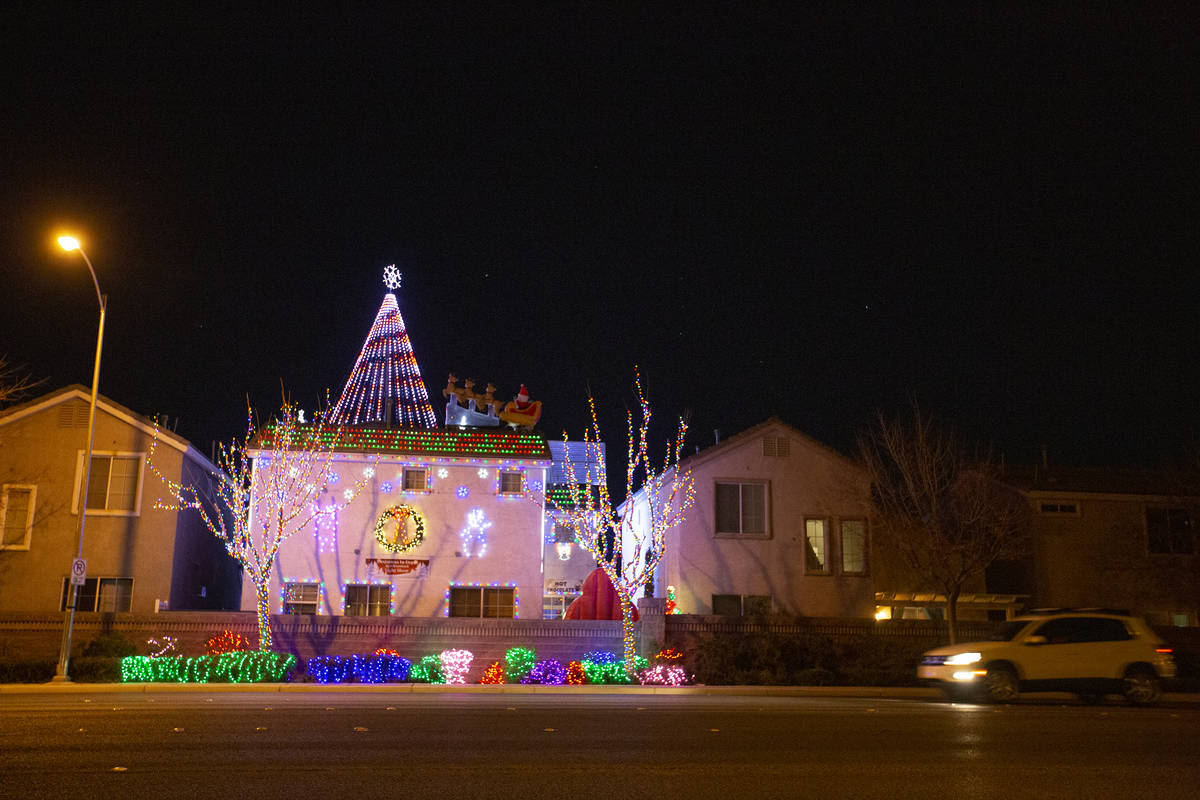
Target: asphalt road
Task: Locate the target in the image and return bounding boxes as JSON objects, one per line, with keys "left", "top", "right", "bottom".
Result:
{"left": 2, "top": 690, "right": 1198, "bottom": 799}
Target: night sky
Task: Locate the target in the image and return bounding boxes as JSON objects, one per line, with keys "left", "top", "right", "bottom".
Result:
{"left": 2, "top": 4, "right": 1198, "bottom": 471}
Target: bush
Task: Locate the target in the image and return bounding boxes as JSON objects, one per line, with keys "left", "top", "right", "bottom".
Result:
{"left": 69, "top": 656, "right": 124, "bottom": 683}
{"left": 82, "top": 632, "right": 138, "bottom": 658}
{"left": 833, "top": 634, "right": 925, "bottom": 687}
{"left": 0, "top": 659, "right": 56, "bottom": 683}
{"left": 692, "top": 630, "right": 836, "bottom": 685}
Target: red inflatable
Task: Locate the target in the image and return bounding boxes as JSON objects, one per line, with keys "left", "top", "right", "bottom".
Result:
{"left": 564, "top": 567, "right": 639, "bottom": 621}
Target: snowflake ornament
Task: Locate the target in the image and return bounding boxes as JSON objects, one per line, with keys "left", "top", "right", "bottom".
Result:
{"left": 383, "top": 264, "right": 402, "bottom": 291}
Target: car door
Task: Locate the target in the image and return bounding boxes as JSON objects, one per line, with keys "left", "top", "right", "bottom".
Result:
{"left": 1018, "top": 617, "right": 1088, "bottom": 681}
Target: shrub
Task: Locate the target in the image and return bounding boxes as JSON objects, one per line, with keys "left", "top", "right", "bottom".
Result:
{"left": 833, "top": 634, "right": 925, "bottom": 687}
{"left": 70, "top": 656, "right": 124, "bottom": 682}
{"left": 521, "top": 659, "right": 567, "bottom": 685}
{"left": 504, "top": 647, "right": 536, "bottom": 683}
{"left": 409, "top": 654, "right": 445, "bottom": 683}
{"left": 692, "top": 630, "right": 836, "bottom": 685}
{"left": 305, "top": 654, "right": 411, "bottom": 684}
{"left": 0, "top": 659, "right": 56, "bottom": 683}
{"left": 82, "top": 632, "right": 138, "bottom": 658}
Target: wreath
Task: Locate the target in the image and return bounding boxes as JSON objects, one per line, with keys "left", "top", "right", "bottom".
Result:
{"left": 374, "top": 504, "right": 426, "bottom": 553}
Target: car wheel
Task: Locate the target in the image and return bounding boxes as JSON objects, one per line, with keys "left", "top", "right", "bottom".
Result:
{"left": 1122, "top": 669, "right": 1161, "bottom": 705}
{"left": 983, "top": 666, "right": 1019, "bottom": 703}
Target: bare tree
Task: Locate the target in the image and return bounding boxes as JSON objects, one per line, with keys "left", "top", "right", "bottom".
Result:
{"left": 859, "top": 405, "right": 1030, "bottom": 643}
{"left": 0, "top": 356, "right": 44, "bottom": 408}
{"left": 148, "top": 401, "right": 369, "bottom": 650}
{"left": 535, "top": 371, "right": 695, "bottom": 669}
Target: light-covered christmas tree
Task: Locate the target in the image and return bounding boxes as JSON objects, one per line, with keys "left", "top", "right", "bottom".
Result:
{"left": 329, "top": 266, "right": 438, "bottom": 428}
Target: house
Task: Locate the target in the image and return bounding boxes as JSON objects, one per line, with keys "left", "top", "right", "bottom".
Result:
{"left": 245, "top": 274, "right": 598, "bottom": 620}
{"left": 622, "top": 417, "right": 875, "bottom": 618}
{"left": 0, "top": 386, "right": 241, "bottom": 613}
{"left": 988, "top": 465, "right": 1199, "bottom": 626}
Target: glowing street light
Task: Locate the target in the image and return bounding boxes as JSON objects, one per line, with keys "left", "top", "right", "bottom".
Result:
{"left": 53, "top": 233, "right": 107, "bottom": 682}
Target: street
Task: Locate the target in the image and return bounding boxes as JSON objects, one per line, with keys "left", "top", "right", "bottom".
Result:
{"left": 2, "top": 690, "right": 1198, "bottom": 799}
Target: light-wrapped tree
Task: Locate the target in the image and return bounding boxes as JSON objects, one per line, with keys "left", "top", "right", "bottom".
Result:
{"left": 538, "top": 371, "right": 695, "bottom": 669}
{"left": 149, "top": 401, "right": 368, "bottom": 650}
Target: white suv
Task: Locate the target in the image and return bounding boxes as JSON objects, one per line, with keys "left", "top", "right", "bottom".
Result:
{"left": 918, "top": 611, "right": 1177, "bottom": 704}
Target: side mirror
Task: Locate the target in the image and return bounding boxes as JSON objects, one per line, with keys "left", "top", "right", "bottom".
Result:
{"left": 1024, "top": 635, "right": 1047, "bottom": 646}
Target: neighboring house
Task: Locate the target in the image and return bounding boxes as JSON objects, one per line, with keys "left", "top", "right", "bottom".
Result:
{"left": 0, "top": 386, "right": 241, "bottom": 613}
{"left": 622, "top": 417, "right": 875, "bottom": 618}
{"left": 988, "top": 466, "right": 1199, "bottom": 627}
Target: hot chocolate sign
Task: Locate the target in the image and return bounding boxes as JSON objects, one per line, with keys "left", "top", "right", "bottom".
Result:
{"left": 365, "top": 557, "right": 430, "bottom": 578}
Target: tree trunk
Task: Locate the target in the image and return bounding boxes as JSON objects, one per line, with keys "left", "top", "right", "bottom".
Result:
{"left": 619, "top": 592, "right": 637, "bottom": 674}
{"left": 946, "top": 586, "right": 961, "bottom": 645}
{"left": 255, "top": 582, "right": 274, "bottom": 651}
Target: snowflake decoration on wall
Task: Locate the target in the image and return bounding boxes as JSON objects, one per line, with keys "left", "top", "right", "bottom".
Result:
{"left": 383, "top": 264, "right": 402, "bottom": 291}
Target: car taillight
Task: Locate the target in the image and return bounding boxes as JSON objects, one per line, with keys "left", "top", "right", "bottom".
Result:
{"left": 1156, "top": 647, "right": 1174, "bottom": 654}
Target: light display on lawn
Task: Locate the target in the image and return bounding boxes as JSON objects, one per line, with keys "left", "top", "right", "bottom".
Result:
{"left": 532, "top": 369, "right": 695, "bottom": 671}
{"left": 328, "top": 269, "right": 438, "bottom": 428}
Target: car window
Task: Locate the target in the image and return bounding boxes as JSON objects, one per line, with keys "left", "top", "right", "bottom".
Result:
{"left": 992, "top": 620, "right": 1033, "bottom": 641}
{"left": 1032, "top": 616, "right": 1132, "bottom": 644}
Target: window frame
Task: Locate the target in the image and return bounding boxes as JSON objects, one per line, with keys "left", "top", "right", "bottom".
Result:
{"left": 804, "top": 517, "right": 831, "bottom": 575}
{"left": 448, "top": 585, "right": 516, "bottom": 618}
{"left": 60, "top": 576, "right": 134, "bottom": 613}
{"left": 839, "top": 518, "right": 868, "bottom": 576}
{"left": 344, "top": 583, "right": 392, "bottom": 616}
{"left": 1146, "top": 507, "right": 1194, "bottom": 555}
{"left": 71, "top": 451, "right": 145, "bottom": 516}
{"left": 713, "top": 479, "right": 769, "bottom": 538}
{"left": 1, "top": 483, "right": 36, "bottom": 550}
{"left": 498, "top": 470, "right": 524, "bottom": 495}
{"left": 402, "top": 467, "right": 428, "bottom": 493}
{"left": 282, "top": 581, "right": 321, "bottom": 615}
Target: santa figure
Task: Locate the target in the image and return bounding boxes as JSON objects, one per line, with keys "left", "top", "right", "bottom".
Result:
{"left": 513, "top": 384, "right": 533, "bottom": 410}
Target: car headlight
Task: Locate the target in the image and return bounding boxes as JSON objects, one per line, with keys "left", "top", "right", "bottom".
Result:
{"left": 943, "top": 652, "right": 982, "bottom": 666}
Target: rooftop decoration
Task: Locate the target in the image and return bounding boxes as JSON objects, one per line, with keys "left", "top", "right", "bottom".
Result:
{"left": 257, "top": 425, "right": 551, "bottom": 460}
{"left": 329, "top": 267, "right": 438, "bottom": 429}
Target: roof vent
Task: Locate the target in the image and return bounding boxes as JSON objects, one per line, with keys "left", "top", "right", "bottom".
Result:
{"left": 763, "top": 435, "right": 790, "bottom": 457}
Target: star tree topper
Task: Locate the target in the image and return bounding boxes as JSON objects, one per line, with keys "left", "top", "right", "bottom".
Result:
{"left": 383, "top": 264, "right": 402, "bottom": 291}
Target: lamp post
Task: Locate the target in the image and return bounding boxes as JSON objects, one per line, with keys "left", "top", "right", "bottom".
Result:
{"left": 53, "top": 235, "right": 106, "bottom": 682}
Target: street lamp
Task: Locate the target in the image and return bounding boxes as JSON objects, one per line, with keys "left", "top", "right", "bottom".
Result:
{"left": 53, "top": 234, "right": 106, "bottom": 682}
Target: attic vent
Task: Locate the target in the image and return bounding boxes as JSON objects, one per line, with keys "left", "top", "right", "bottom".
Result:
{"left": 762, "top": 436, "right": 790, "bottom": 457}
{"left": 57, "top": 402, "right": 90, "bottom": 428}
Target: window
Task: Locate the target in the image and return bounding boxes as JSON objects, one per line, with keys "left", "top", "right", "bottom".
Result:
{"left": 77, "top": 453, "right": 142, "bottom": 513}
{"left": 1039, "top": 502, "right": 1079, "bottom": 514}
{"left": 1, "top": 484, "right": 35, "bottom": 549}
{"left": 762, "top": 436, "right": 790, "bottom": 457}
{"left": 60, "top": 577, "right": 133, "bottom": 613}
{"left": 840, "top": 519, "right": 867, "bottom": 575}
{"left": 402, "top": 468, "right": 427, "bottom": 492}
{"left": 542, "top": 594, "right": 580, "bottom": 619}
{"left": 805, "top": 518, "right": 829, "bottom": 573}
{"left": 283, "top": 582, "right": 320, "bottom": 614}
{"left": 449, "top": 586, "right": 516, "bottom": 618}
{"left": 711, "top": 594, "right": 772, "bottom": 616}
{"left": 1147, "top": 508, "right": 1193, "bottom": 554}
{"left": 499, "top": 471, "right": 524, "bottom": 494}
{"left": 345, "top": 584, "right": 391, "bottom": 616}
{"left": 715, "top": 481, "right": 767, "bottom": 535}
{"left": 1033, "top": 617, "right": 1131, "bottom": 644}
{"left": 553, "top": 523, "right": 575, "bottom": 543}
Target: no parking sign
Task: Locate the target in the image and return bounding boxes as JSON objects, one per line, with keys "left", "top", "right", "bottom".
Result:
{"left": 70, "top": 558, "right": 87, "bottom": 586}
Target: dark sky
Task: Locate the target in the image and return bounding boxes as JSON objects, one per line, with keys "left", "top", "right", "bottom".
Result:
{"left": 2, "top": 3, "right": 1198, "bottom": 469}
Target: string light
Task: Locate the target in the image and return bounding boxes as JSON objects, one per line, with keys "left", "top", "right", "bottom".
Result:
{"left": 440, "top": 649, "right": 474, "bottom": 684}
{"left": 306, "top": 654, "right": 412, "bottom": 684}
{"left": 480, "top": 661, "right": 506, "bottom": 683}
{"left": 147, "top": 636, "right": 177, "bottom": 658}
{"left": 374, "top": 504, "right": 425, "bottom": 553}
{"left": 566, "top": 661, "right": 585, "bottom": 685}
{"left": 328, "top": 273, "right": 438, "bottom": 429}
{"left": 206, "top": 630, "right": 253, "bottom": 655}
{"left": 409, "top": 654, "right": 445, "bottom": 684}
{"left": 521, "top": 659, "right": 567, "bottom": 685}
{"left": 148, "top": 402, "right": 371, "bottom": 650}
{"left": 121, "top": 652, "right": 296, "bottom": 683}
{"left": 530, "top": 368, "right": 695, "bottom": 671}
{"left": 637, "top": 665, "right": 688, "bottom": 686}
{"left": 665, "top": 585, "right": 680, "bottom": 614}
{"left": 504, "top": 647, "right": 536, "bottom": 682}
{"left": 458, "top": 508, "right": 492, "bottom": 557}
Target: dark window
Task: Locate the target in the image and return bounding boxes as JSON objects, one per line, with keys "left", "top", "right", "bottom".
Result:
{"left": 553, "top": 523, "right": 575, "bottom": 543}
{"left": 1033, "top": 617, "right": 1131, "bottom": 644}
{"left": 499, "top": 471, "right": 524, "bottom": 494}
{"left": 345, "top": 584, "right": 391, "bottom": 616}
{"left": 449, "top": 586, "right": 515, "bottom": 618}
{"left": 712, "top": 594, "right": 742, "bottom": 616}
{"left": 1147, "top": 508, "right": 1193, "bottom": 554}
{"left": 403, "top": 468, "right": 427, "bottom": 491}
{"left": 283, "top": 582, "right": 319, "bottom": 614}
{"left": 83, "top": 455, "right": 141, "bottom": 511}
{"left": 715, "top": 481, "right": 766, "bottom": 535}
{"left": 60, "top": 577, "right": 132, "bottom": 612}
{"left": 743, "top": 595, "right": 772, "bottom": 616}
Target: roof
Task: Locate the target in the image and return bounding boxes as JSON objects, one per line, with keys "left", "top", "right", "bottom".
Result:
{"left": 0, "top": 384, "right": 216, "bottom": 471}
{"left": 254, "top": 424, "right": 551, "bottom": 462}
{"left": 676, "top": 415, "right": 861, "bottom": 474}
{"left": 997, "top": 464, "right": 1199, "bottom": 497}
